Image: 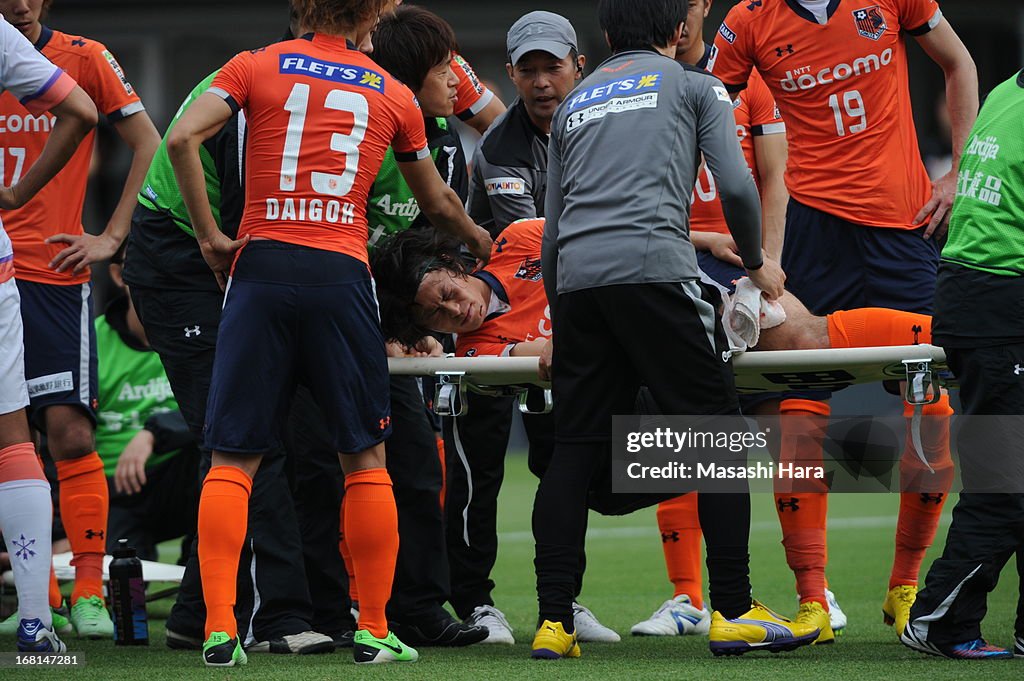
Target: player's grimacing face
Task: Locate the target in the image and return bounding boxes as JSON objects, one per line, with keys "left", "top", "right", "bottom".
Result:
{"left": 0, "top": 0, "right": 45, "bottom": 38}
{"left": 416, "top": 56, "right": 459, "bottom": 118}
{"left": 414, "top": 270, "right": 488, "bottom": 335}
{"left": 509, "top": 51, "right": 580, "bottom": 125}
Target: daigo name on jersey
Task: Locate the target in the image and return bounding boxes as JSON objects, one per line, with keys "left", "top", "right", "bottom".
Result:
{"left": 780, "top": 48, "right": 893, "bottom": 92}
{"left": 265, "top": 197, "right": 356, "bottom": 224}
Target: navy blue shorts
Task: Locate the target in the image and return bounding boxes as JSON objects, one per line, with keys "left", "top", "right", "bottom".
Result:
{"left": 697, "top": 251, "right": 744, "bottom": 295}
{"left": 17, "top": 279, "right": 98, "bottom": 430}
{"left": 204, "top": 241, "right": 392, "bottom": 455}
{"left": 782, "top": 199, "right": 940, "bottom": 316}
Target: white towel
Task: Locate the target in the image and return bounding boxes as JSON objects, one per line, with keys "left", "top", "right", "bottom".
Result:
{"left": 723, "top": 278, "right": 786, "bottom": 352}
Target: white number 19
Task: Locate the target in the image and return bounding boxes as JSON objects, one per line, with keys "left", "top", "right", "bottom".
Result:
{"left": 828, "top": 90, "right": 867, "bottom": 137}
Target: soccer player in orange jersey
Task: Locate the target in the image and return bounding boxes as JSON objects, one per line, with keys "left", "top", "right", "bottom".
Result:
{"left": 0, "top": 0, "right": 161, "bottom": 639}
{"left": 389, "top": 0, "right": 506, "bottom": 134}
{"left": 710, "top": 0, "right": 978, "bottom": 635}
{"left": 166, "top": 0, "right": 490, "bottom": 667}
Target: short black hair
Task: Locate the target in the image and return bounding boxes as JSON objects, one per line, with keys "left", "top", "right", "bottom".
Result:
{"left": 372, "top": 5, "right": 458, "bottom": 92}
{"left": 369, "top": 227, "right": 467, "bottom": 346}
{"left": 598, "top": 0, "right": 687, "bottom": 53}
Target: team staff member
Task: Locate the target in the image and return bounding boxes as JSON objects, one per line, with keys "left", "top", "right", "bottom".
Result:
{"left": 710, "top": 0, "right": 978, "bottom": 633}
{"left": 0, "top": 15, "right": 96, "bottom": 653}
{"left": 466, "top": 11, "right": 585, "bottom": 238}
{"left": 536, "top": 0, "right": 813, "bottom": 659}
{"left": 441, "top": 10, "right": 617, "bottom": 646}
{"left": 902, "top": 69, "right": 1024, "bottom": 661}
{"left": 0, "top": 0, "right": 160, "bottom": 639}
{"left": 168, "top": 0, "right": 490, "bottom": 667}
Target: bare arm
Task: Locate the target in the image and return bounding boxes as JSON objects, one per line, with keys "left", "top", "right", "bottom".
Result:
{"left": 397, "top": 156, "right": 492, "bottom": 261}
{"left": 0, "top": 85, "right": 97, "bottom": 209}
{"left": 48, "top": 111, "right": 161, "bottom": 273}
{"left": 464, "top": 95, "right": 506, "bottom": 135}
{"left": 913, "top": 18, "right": 979, "bottom": 239}
{"left": 167, "top": 92, "right": 247, "bottom": 288}
{"left": 752, "top": 132, "right": 788, "bottom": 261}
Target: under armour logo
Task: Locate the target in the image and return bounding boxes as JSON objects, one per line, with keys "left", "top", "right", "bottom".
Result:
{"left": 379, "top": 416, "right": 391, "bottom": 431}
{"left": 777, "top": 497, "right": 800, "bottom": 512}
{"left": 71, "top": 38, "right": 86, "bottom": 47}
{"left": 912, "top": 325, "right": 922, "bottom": 345}
{"left": 661, "top": 531, "right": 680, "bottom": 543}
{"left": 919, "top": 493, "right": 944, "bottom": 505}
{"left": 1015, "top": 364, "right": 1024, "bottom": 376}
{"left": 13, "top": 534, "right": 36, "bottom": 560}
{"left": 85, "top": 529, "right": 104, "bottom": 540}
{"left": 775, "top": 44, "right": 794, "bottom": 57}
{"left": 184, "top": 326, "right": 201, "bottom": 338}
{"left": 495, "top": 237, "right": 508, "bottom": 253}
{"left": 746, "top": 0, "right": 762, "bottom": 9}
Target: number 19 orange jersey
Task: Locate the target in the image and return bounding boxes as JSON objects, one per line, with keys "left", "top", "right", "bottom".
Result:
{"left": 710, "top": 0, "right": 942, "bottom": 230}
{"left": 210, "top": 34, "right": 429, "bottom": 264}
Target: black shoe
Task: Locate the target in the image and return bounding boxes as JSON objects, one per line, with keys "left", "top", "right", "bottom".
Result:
{"left": 388, "top": 613, "right": 488, "bottom": 647}
{"left": 166, "top": 627, "right": 203, "bottom": 650}
{"left": 333, "top": 631, "right": 356, "bottom": 649}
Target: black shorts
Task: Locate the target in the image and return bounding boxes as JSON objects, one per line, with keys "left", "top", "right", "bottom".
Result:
{"left": 551, "top": 281, "right": 739, "bottom": 442}
{"left": 204, "top": 241, "right": 391, "bottom": 455}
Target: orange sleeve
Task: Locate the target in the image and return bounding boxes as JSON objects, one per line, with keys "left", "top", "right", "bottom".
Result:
{"left": 709, "top": 7, "right": 754, "bottom": 92}
{"left": 83, "top": 41, "right": 143, "bottom": 121}
{"left": 894, "top": 0, "right": 942, "bottom": 35}
{"left": 209, "top": 51, "right": 255, "bottom": 112}
{"left": 747, "top": 73, "right": 784, "bottom": 132}
{"left": 451, "top": 53, "right": 493, "bottom": 121}
{"left": 390, "top": 82, "right": 429, "bottom": 162}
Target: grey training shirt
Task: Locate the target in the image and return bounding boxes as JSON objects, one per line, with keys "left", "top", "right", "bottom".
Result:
{"left": 542, "top": 49, "right": 763, "bottom": 301}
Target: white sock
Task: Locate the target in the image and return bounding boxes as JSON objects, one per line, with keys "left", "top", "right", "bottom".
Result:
{"left": 0, "top": 479, "right": 54, "bottom": 628}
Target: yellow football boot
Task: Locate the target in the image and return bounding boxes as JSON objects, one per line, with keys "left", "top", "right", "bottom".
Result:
{"left": 796, "top": 601, "right": 835, "bottom": 644}
{"left": 709, "top": 600, "right": 819, "bottom": 656}
{"left": 882, "top": 585, "right": 917, "bottom": 636}
{"left": 531, "top": 620, "right": 581, "bottom": 660}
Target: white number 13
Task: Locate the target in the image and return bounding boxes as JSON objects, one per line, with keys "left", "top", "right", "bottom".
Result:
{"left": 828, "top": 90, "right": 867, "bottom": 137}
{"left": 279, "top": 83, "right": 368, "bottom": 197}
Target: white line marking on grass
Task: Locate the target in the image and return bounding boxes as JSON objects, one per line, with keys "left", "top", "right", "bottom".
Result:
{"left": 498, "top": 514, "right": 949, "bottom": 544}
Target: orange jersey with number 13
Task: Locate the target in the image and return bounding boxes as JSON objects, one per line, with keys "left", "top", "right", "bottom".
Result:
{"left": 210, "top": 34, "right": 429, "bottom": 264}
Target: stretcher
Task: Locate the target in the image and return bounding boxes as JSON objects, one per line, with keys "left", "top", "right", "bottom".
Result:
{"left": 1, "top": 552, "right": 185, "bottom": 602}
{"left": 389, "top": 344, "right": 952, "bottom": 417}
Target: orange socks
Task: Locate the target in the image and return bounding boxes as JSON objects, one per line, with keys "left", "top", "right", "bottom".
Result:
{"left": 890, "top": 396, "right": 954, "bottom": 589}
{"left": 655, "top": 494, "right": 703, "bottom": 609}
{"left": 198, "top": 465, "right": 252, "bottom": 639}
{"left": 338, "top": 495, "right": 359, "bottom": 604}
{"left": 437, "top": 435, "right": 446, "bottom": 511}
{"left": 344, "top": 468, "right": 398, "bottom": 638}
{"left": 55, "top": 453, "right": 108, "bottom": 602}
{"left": 827, "top": 308, "right": 932, "bottom": 349}
{"left": 49, "top": 567, "right": 62, "bottom": 609}
{"left": 775, "top": 399, "right": 830, "bottom": 607}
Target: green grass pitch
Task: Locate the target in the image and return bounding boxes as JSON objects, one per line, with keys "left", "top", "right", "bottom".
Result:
{"left": 2, "top": 454, "right": 1020, "bottom": 680}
